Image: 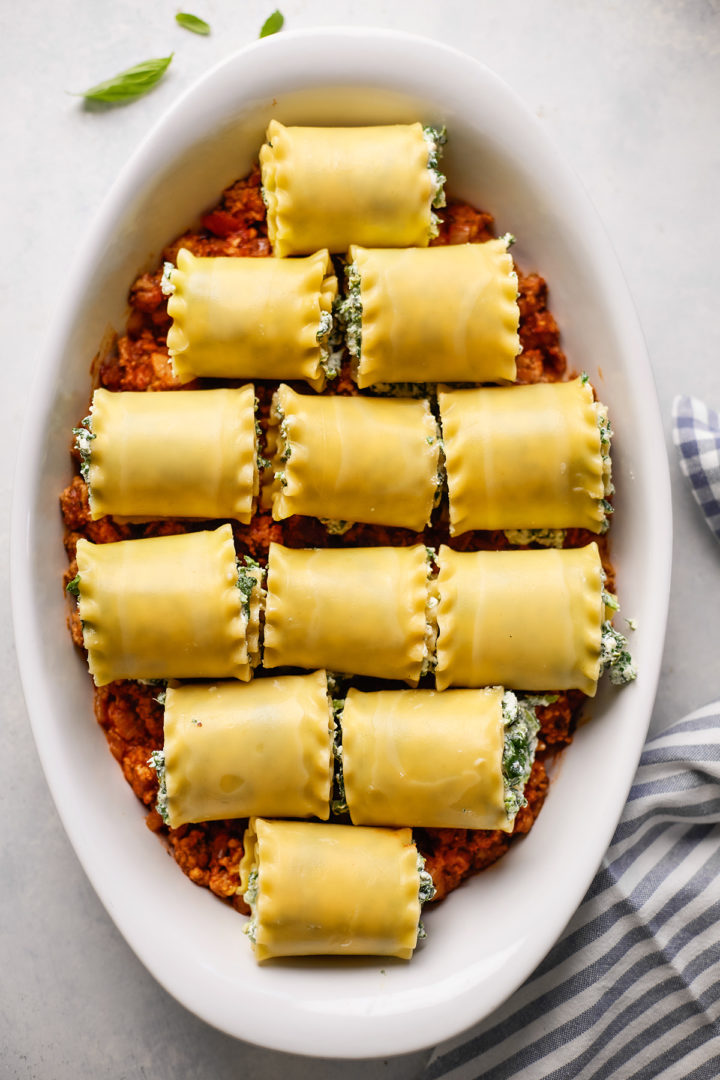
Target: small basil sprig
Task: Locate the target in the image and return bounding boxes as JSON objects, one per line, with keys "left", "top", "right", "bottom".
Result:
{"left": 259, "top": 9, "right": 284, "bottom": 37}
{"left": 175, "top": 12, "right": 211, "bottom": 35}
{"left": 80, "top": 55, "right": 174, "bottom": 104}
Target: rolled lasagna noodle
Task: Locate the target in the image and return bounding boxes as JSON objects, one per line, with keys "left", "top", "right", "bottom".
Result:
{"left": 342, "top": 687, "right": 515, "bottom": 831}
{"left": 436, "top": 543, "right": 604, "bottom": 695}
{"left": 440, "top": 379, "right": 607, "bottom": 534}
{"left": 260, "top": 120, "right": 436, "bottom": 256}
{"left": 161, "top": 671, "right": 333, "bottom": 827}
{"left": 239, "top": 818, "right": 421, "bottom": 961}
{"left": 263, "top": 543, "right": 429, "bottom": 683}
{"left": 267, "top": 383, "right": 440, "bottom": 530}
{"left": 166, "top": 248, "right": 337, "bottom": 388}
{"left": 86, "top": 386, "right": 258, "bottom": 522}
{"left": 76, "top": 524, "right": 254, "bottom": 686}
{"left": 348, "top": 242, "right": 519, "bottom": 387}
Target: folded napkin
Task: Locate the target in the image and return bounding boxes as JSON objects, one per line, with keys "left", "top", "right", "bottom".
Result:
{"left": 425, "top": 703, "right": 720, "bottom": 1080}
{"left": 673, "top": 395, "right": 720, "bottom": 541}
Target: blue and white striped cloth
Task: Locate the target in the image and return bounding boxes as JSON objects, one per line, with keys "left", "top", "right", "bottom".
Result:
{"left": 673, "top": 395, "right": 720, "bottom": 542}
{"left": 425, "top": 704, "right": 720, "bottom": 1079}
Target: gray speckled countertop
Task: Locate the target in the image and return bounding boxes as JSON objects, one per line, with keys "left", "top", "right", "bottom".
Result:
{"left": 2, "top": 3, "right": 719, "bottom": 1077}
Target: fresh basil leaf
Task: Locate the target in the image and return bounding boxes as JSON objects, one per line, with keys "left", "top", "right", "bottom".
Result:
{"left": 176, "top": 12, "right": 211, "bottom": 35}
{"left": 259, "top": 9, "right": 284, "bottom": 37}
{"left": 80, "top": 55, "right": 174, "bottom": 104}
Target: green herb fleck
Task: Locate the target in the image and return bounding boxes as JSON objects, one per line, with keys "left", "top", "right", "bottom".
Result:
{"left": 259, "top": 9, "right": 284, "bottom": 37}
{"left": 79, "top": 55, "right": 173, "bottom": 104}
{"left": 66, "top": 574, "right": 81, "bottom": 597}
{"left": 175, "top": 12, "right": 210, "bottom": 35}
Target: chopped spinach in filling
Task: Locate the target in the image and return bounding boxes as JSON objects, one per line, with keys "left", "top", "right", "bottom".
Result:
{"left": 334, "top": 261, "right": 362, "bottom": 361}
{"left": 416, "top": 851, "right": 436, "bottom": 942}
{"left": 365, "top": 381, "right": 430, "bottom": 399}
{"left": 421, "top": 546, "right": 440, "bottom": 677}
{"left": 330, "top": 698, "right": 348, "bottom": 816}
{"left": 600, "top": 622, "right": 637, "bottom": 685}
{"left": 73, "top": 415, "right": 95, "bottom": 482}
{"left": 501, "top": 691, "right": 542, "bottom": 820}
{"left": 148, "top": 749, "right": 169, "bottom": 825}
{"left": 270, "top": 394, "right": 291, "bottom": 488}
{"left": 503, "top": 528, "right": 566, "bottom": 548}
{"left": 317, "top": 309, "right": 342, "bottom": 380}
{"left": 254, "top": 397, "right": 271, "bottom": 471}
{"left": 243, "top": 868, "right": 259, "bottom": 944}
{"left": 423, "top": 125, "right": 447, "bottom": 239}
{"left": 321, "top": 519, "right": 354, "bottom": 536}
{"left": 235, "top": 556, "right": 258, "bottom": 618}
{"left": 417, "top": 852, "right": 436, "bottom": 905}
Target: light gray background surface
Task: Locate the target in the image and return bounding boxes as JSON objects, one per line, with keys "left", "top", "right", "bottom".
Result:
{"left": 2, "top": 2, "right": 719, "bottom": 1077}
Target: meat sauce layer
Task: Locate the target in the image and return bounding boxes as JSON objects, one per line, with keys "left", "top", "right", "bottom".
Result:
{"left": 60, "top": 165, "right": 614, "bottom": 912}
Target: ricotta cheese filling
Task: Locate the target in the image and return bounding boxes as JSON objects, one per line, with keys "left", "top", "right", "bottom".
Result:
{"left": 422, "top": 125, "right": 448, "bottom": 240}
{"left": 501, "top": 691, "right": 542, "bottom": 820}
{"left": 335, "top": 260, "right": 362, "bottom": 363}
{"left": 72, "top": 415, "right": 95, "bottom": 482}
{"left": 421, "top": 548, "right": 440, "bottom": 677}
{"left": 600, "top": 576, "right": 637, "bottom": 685}
{"left": 148, "top": 749, "right": 169, "bottom": 825}
{"left": 503, "top": 528, "right": 567, "bottom": 548}
{"left": 416, "top": 851, "right": 436, "bottom": 941}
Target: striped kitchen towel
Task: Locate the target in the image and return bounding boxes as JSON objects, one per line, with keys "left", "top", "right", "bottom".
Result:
{"left": 425, "top": 702, "right": 720, "bottom": 1080}
{"left": 673, "top": 395, "right": 720, "bottom": 541}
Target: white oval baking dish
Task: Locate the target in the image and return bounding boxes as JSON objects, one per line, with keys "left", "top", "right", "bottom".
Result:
{"left": 11, "top": 27, "right": 671, "bottom": 1059}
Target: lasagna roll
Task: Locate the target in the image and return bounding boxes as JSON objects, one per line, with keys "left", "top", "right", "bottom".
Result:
{"left": 263, "top": 543, "right": 431, "bottom": 683}
{"left": 164, "top": 247, "right": 337, "bottom": 389}
{"left": 342, "top": 242, "right": 520, "bottom": 388}
{"left": 156, "top": 671, "right": 333, "bottom": 827}
{"left": 436, "top": 544, "right": 604, "bottom": 695}
{"left": 75, "top": 525, "right": 256, "bottom": 686}
{"left": 83, "top": 386, "right": 258, "bottom": 522}
{"left": 440, "top": 378, "right": 610, "bottom": 535}
{"left": 240, "top": 818, "right": 424, "bottom": 961}
{"left": 266, "top": 383, "right": 440, "bottom": 530}
{"left": 259, "top": 120, "right": 445, "bottom": 256}
{"left": 341, "top": 687, "right": 539, "bottom": 831}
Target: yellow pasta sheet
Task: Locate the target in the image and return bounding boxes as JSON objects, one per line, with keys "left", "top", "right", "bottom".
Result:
{"left": 259, "top": 121, "right": 434, "bottom": 256}
{"left": 436, "top": 544, "right": 603, "bottom": 695}
{"left": 440, "top": 378, "right": 606, "bottom": 534}
{"left": 162, "top": 671, "right": 333, "bottom": 827}
{"left": 239, "top": 818, "right": 421, "bottom": 961}
{"left": 76, "top": 524, "right": 252, "bottom": 685}
{"left": 267, "top": 383, "right": 440, "bottom": 530}
{"left": 342, "top": 687, "right": 512, "bottom": 831}
{"left": 350, "top": 242, "right": 519, "bottom": 388}
{"left": 166, "top": 247, "right": 336, "bottom": 388}
{"left": 87, "top": 386, "right": 258, "bottom": 522}
{"left": 263, "top": 543, "right": 429, "bottom": 683}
